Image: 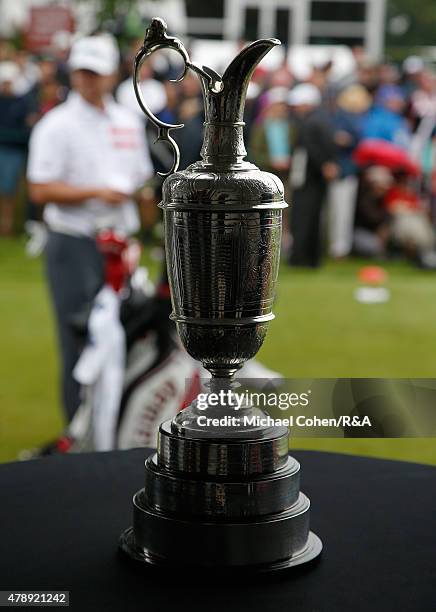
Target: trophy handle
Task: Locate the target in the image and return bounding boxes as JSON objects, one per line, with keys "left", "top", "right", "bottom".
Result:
{"left": 134, "top": 17, "right": 223, "bottom": 177}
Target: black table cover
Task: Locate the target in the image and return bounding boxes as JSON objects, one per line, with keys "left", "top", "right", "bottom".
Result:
{"left": 0, "top": 449, "right": 434, "bottom": 611}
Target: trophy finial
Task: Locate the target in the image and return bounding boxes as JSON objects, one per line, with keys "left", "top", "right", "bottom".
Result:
{"left": 144, "top": 17, "right": 169, "bottom": 45}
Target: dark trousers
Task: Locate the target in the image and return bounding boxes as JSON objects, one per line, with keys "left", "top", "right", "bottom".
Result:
{"left": 45, "top": 231, "right": 104, "bottom": 422}
{"left": 290, "top": 179, "right": 326, "bottom": 268}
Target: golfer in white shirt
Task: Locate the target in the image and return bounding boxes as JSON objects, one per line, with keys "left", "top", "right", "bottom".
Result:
{"left": 27, "top": 35, "right": 153, "bottom": 421}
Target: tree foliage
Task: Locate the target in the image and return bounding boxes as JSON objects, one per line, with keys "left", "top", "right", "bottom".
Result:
{"left": 75, "top": 0, "right": 138, "bottom": 24}
{"left": 387, "top": 0, "right": 436, "bottom": 46}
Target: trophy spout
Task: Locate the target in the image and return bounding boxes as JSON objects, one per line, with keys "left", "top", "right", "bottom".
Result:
{"left": 200, "top": 38, "right": 280, "bottom": 165}
{"left": 219, "top": 38, "right": 280, "bottom": 122}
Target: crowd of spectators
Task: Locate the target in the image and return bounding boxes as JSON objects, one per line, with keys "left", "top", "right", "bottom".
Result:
{"left": 1, "top": 33, "right": 436, "bottom": 268}
{"left": 244, "top": 49, "right": 436, "bottom": 267}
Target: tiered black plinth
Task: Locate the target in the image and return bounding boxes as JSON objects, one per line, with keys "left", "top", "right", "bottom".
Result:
{"left": 120, "top": 417, "right": 322, "bottom": 571}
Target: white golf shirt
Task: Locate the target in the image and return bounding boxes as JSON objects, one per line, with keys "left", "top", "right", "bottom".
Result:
{"left": 27, "top": 91, "right": 153, "bottom": 237}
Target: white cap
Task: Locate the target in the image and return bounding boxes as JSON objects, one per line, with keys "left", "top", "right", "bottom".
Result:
{"left": 69, "top": 35, "right": 119, "bottom": 75}
{"left": 266, "top": 86, "right": 289, "bottom": 106}
{"left": 288, "top": 83, "right": 321, "bottom": 107}
{"left": 402, "top": 56, "right": 424, "bottom": 75}
{"left": 0, "top": 61, "right": 19, "bottom": 84}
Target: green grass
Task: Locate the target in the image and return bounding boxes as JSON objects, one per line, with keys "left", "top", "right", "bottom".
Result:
{"left": 0, "top": 238, "right": 62, "bottom": 461}
{"left": 0, "top": 237, "right": 435, "bottom": 464}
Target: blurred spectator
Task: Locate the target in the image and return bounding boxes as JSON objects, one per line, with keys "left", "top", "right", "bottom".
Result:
{"left": 409, "top": 72, "right": 436, "bottom": 178}
{"left": 354, "top": 166, "right": 393, "bottom": 257}
{"left": 33, "top": 56, "right": 66, "bottom": 117}
{"left": 37, "top": 75, "right": 64, "bottom": 117}
{"left": 0, "top": 61, "right": 32, "bottom": 235}
{"left": 14, "top": 50, "right": 40, "bottom": 96}
{"left": 385, "top": 172, "right": 434, "bottom": 256}
{"left": 356, "top": 59, "right": 380, "bottom": 95}
{"left": 402, "top": 56, "right": 425, "bottom": 102}
{"left": 309, "top": 59, "right": 333, "bottom": 98}
{"left": 379, "top": 63, "right": 400, "bottom": 87}
{"left": 363, "top": 84, "right": 411, "bottom": 149}
{"left": 309, "top": 58, "right": 337, "bottom": 112}
{"left": 328, "top": 84, "right": 372, "bottom": 258}
{"left": 245, "top": 60, "right": 270, "bottom": 135}
{"left": 173, "top": 71, "right": 204, "bottom": 170}
{"left": 288, "top": 83, "right": 338, "bottom": 267}
{"left": 27, "top": 35, "right": 153, "bottom": 422}
{"left": 249, "top": 87, "right": 293, "bottom": 184}
{"left": 50, "top": 31, "right": 72, "bottom": 89}
{"left": 159, "top": 80, "right": 179, "bottom": 124}
{"left": 268, "top": 57, "right": 294, "bottom": 89}
{"left": 410, "top": 70, "right": 436, "bottom": 122}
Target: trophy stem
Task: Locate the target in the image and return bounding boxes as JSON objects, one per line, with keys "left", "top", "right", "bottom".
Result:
{"left": 208, "top": 367, "right": 240, "bottom": 379}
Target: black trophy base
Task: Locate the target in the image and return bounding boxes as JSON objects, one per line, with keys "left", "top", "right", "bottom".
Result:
{"left": 120, "top": 526, "right": 322, "bottom": 572}
{"left": 120, "top": 414, "right": 322, "bottom": 572}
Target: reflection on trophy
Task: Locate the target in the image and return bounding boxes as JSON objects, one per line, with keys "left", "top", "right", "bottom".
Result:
{"left": 120, "top": 18, "right": 322, "bottom": 570}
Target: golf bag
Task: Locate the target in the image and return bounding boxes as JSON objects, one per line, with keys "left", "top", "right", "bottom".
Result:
{"left": 30, "top": 230, "right": 198, "bottom": 455}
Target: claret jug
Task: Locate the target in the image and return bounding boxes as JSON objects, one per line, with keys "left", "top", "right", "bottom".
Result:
{"left": 120, "top": 18, "right": 322, "bottom": 571}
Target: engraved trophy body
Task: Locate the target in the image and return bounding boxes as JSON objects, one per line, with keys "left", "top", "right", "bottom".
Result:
{"left": 120, "top": 18, "right": 322, "bottom": 570}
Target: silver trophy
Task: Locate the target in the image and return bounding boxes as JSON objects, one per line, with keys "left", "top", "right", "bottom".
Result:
{"left": 120, "top": 18, "right": 322, "bottom": 570}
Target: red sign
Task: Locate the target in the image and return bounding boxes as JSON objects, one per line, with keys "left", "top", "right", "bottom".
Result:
{"left": 25, "top": 6, "right": 75, "bottom": 52}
